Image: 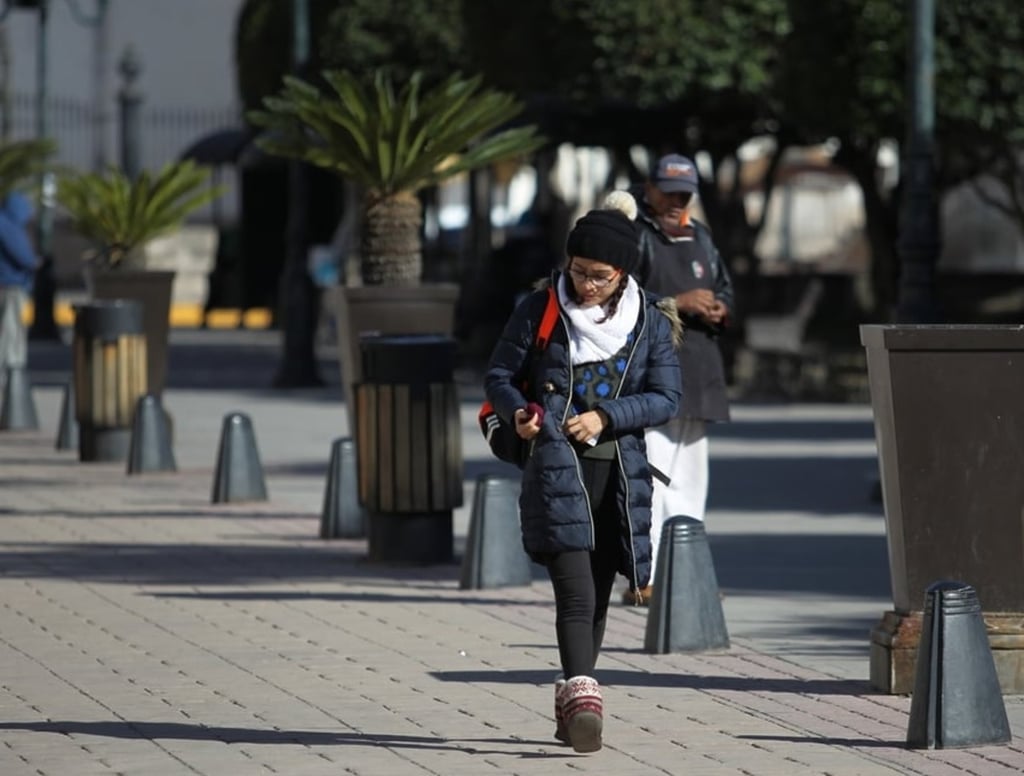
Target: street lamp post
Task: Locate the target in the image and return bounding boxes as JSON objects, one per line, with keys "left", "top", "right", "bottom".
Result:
{"left": 117, "top": 45, "right": 142, "bottom": 180}
{"left": 28, "top": 0, "right": 59, "bottom": 339}
{"left": 895, "top": 0, "right": 940, "bottom": 324}
{"left": 272, "top": 0, "right": 322, "bottom": 387}
{"left": 8, "top": 0, "right": 109, "bottom": 338}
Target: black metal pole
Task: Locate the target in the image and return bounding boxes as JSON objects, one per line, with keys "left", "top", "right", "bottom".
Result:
{"left": 272, "top": 0, "right": 323, "bottom": 387}
{"left": 91, "top": 0, "right": 110, "bottom": 171}
{"left": 28, "top": 0, "right": 59, "bottom": 340}
{"left": 117, "top": 46, "right": 142, "bottom": 180}
{"left": 895, "top": 0, "right": 940, "bottom": 324}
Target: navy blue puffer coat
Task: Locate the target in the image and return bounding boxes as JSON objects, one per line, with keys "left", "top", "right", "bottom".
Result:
{"left": 484, "top": 276, "right": 682, "bottom": 591}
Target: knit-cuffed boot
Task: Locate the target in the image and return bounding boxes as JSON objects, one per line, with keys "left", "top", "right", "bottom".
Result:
{"left": 561, "top": 675, "right": 603, "bottom": 753}
{"left": 553, "top": 678, "right": 569, "bottom": 744}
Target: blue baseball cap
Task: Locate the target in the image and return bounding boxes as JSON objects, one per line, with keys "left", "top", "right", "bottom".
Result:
{"left": 652, "top": 154, "right": 699, "bottom": 194}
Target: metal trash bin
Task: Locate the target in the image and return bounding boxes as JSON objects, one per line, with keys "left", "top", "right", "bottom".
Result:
{"left": 354, "top": 334, "right": 462, "bottom": 563}
{"left": 72, "top": 300, "right": 148, "bottom": 462}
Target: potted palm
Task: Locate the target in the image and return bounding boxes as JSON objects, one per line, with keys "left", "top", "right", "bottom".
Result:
{"left": 249, "top": 68, "right": 545, "bottom": 416}
{"left": 0, "top": 138, "right": 56, "bottom": 195}
{"left": 57, "top": 161, "right": 223, "bottom": 396}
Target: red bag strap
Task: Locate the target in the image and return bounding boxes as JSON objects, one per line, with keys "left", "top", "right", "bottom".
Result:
{"left": 480, "top": 287, "right": 559, "bottom": 424}
{"left": 534, "top": 286, "right": 558, "bottom": 350}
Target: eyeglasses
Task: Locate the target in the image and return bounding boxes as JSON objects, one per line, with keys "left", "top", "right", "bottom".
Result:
{"left": 568, "top": 267, "right": 619, "bottom": 289}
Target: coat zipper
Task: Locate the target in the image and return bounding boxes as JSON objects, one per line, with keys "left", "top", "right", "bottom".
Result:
{"left": 553, "top": 306, "right": 596, "bottom": 550}
{"left": 614, "top": 296, "right": 648, "bottom": 603}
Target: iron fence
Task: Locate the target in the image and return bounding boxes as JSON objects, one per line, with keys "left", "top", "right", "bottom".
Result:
{"left": 3, "top": 92, "right": 242, "bottom": 222}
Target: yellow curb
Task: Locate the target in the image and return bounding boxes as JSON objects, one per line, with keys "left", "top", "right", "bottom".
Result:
{"left": 22, "top": 302, "right": 274, "bottom": 330}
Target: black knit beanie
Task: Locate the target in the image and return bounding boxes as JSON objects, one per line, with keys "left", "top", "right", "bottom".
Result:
{"left": 566, "top": 207, "right": 640, "bottom": 275}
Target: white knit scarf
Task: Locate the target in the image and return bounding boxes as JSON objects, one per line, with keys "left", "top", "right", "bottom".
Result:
{"left": 557, "top": 273, "right": 641, "bottom": 365}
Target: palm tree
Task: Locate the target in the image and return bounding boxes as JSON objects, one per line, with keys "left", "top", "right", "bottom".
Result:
{"left": 249, "top": 68, "right": 545, "bottom": 285}
{"left": 57, "top": 161, "right": 223, "bottom": 268}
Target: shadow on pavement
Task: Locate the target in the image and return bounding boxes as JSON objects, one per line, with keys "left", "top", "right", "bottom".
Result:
{"left": 0, "top": 721, "right": 569, "bottom": 756}
{"left": 150, "top": 589, "right": 548, "bottom": 606}
{"left": 710, "top": 456, "right": 882, "bottom": 514}
{"left": 736, "top": 734, "right": 903, "bottom": 749}
{"left": 0, "top": 542, "right": 462, "bottom": 586}
{"left": 0, "top": 529, "right": 887, "bottom": 599}
{"left": 713, "top": 417, "right": 876, "bottom": 442}
{"left": 710, "top": 533, "right": 890, "bottom": 598}
{"left": 26, "top": 334, "right": 343, "bottom": 397}
{"left": 429, "top": 667, "right": 871, "bottom": 695}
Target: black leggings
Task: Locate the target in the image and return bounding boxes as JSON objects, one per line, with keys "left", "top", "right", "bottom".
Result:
{"left": 545, "top": 457, "right": 621, "bottom": 679}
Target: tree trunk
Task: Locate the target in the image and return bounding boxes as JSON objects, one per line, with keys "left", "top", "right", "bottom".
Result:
{"left": 835, "top": 139, "right": 899, "bottom": 320}
{"left": 360, "top": 191, "right": 423, "bottom": 285}
{"left": 272, "top": 158, "right": 324, "bottom": 387}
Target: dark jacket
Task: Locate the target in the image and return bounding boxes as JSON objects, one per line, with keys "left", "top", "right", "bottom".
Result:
{"left": 0, "top": 193, "right": 37, "bottom": 291}
{"left": 484, "top": 276, "right": 682, "bottom": 591}
{"left": 631, "top": 185, "right": 734, "bottom": 421}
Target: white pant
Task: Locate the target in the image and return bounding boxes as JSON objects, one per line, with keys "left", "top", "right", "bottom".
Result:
{"left": 645, "top": 416, "right": 708, "bottom": 579}
{"left": 0, "top": 287, "right": 28, "bottom": 395}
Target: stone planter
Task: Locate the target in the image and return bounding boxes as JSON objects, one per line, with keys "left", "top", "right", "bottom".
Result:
{"left": 324, "top": 283, "right": 460, "bottom": 434}
{"left": 87, "top": 269, "right": 175, "bottom": 396}
{"left": 860, "top": 324, "right": 1024, "bottom": 694}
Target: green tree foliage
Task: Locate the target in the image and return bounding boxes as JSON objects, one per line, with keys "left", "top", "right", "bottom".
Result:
{"left": 779, "top": 0, "right": 1024, "bottom": 313}
{"left": 462, "top": 0, "right": 790, "bottom": 263}
{"left": 234, "top": 0, "right": 336, "bottom": 113}
{"left": 319, "top": 0, "right": 466, "bottom": 87}
{"left": 935, "top": 1, "right": 1024, "bottom": 220}
{"left": 235, "top": 0, "right": 466, "bottom": 115}
{"left": 465, "top": 0, "right": 787, "bottom": 111}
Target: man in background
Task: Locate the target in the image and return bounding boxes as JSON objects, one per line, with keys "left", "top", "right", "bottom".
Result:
{"left": 628, "top": 154, "right": 735, "bottom": 604}
{"left": 0, "top": 191, "right": 39, "bottom": 395}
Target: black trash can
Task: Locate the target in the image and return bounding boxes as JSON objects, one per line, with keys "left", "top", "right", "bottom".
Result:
{"left": 354, "top": 334, "right": 462, "bottom": 563}
{"left": 72, "top": 300, "right": 148, "bottom": 462}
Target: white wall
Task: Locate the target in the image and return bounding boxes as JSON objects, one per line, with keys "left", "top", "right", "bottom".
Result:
{"left": 6, "top": 0, "right": 243, "bottom": 105}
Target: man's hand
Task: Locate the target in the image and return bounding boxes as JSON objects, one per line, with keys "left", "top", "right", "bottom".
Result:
{"left": 676, "top": 289, "right": 727, "bottom": 326}
{"left": 675, "top": 289, "right": 715, "bottom": 317}
{"left": 704, "top": 298, "right": 727, "bottom": 325}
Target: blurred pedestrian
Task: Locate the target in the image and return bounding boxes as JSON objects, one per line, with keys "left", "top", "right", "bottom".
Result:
{"left": 628, "top": 154, "right": 735, "bottom": 605}
{"left": 0, "top": 191, "right": 38, "bottom": 395}
{"left": 484, "top": 191, "right": 681, "bottom": 752}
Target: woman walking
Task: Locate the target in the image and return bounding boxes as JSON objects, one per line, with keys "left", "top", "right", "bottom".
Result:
{"left": 484, "top": 192, "right": 682, "bottom": 753}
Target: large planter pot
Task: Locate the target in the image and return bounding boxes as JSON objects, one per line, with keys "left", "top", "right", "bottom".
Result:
{"left": 87, "top": 269, "right": 176, "bottom": 396}
{"left": 861, "top": 324, "right": 1024, "bottom": 694}
{"left": 325, "top": 283, "right": 460, "bottom": 434}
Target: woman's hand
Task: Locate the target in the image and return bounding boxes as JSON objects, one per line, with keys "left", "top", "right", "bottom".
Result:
{"left": 514, "top": 407, "right": 542, "bottom": 440}
{"left": 563, "top": 409, "right": 607, "bottom": 444}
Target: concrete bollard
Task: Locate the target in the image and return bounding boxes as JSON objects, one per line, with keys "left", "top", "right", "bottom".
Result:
{"left": 320, "top": 437, "right": 366, "bottom": 538}
{"left": 906, "top": 580, "right": 1011, "bottom": 749}
{"left": 644, "top": 515, "right": 730, "bottom": 654}
{"left": 459, "top": 475, "right": 533, "bottom": 590}
{"left": 127, "top": 394, "right": 177, "bottom": 474}
{"left": 211, "top": 412, "right": 268, "bottom": 503}
{"left": 0, "top": 366, "right": 39, "bottom": 431}
{"left": 55, "top": 379, "right": 79, "bottom": 451}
